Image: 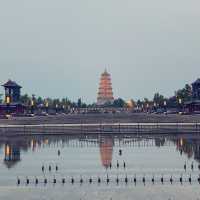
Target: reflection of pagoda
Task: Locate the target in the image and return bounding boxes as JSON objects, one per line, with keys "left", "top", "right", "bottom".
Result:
{"left": 4, "top": 143, "right": 20, "bottom": 168}
{"left": 99, "top": 136, "right": 113, "bottom": 168}
{"left": 97, "top": 69, "right": 114, "bottom": 106}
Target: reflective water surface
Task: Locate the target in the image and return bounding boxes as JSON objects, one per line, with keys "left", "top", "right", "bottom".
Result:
{"left": 0, "top": 133, "right": 200, "bottom": 200}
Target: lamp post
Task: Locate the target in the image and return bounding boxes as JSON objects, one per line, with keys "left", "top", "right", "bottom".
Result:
{"left": 163, "top": 100, "right": 167, "bottom": 113}
{"left": 45, "top": 100, "right": 49, "bottom": 113}
{"left": 31, "top": 99, "right": 34, "bottom": 114}
{"left": 141, "top": 104, "right": 144, "bottom": 112}
{"left": 153, "top": 102, "right": 157, "bottom": 112}
{"left": 6, "top": 96, "right": 11, "bottom": 115}
{"left": 178, "top": 98, "right": 182, "bottom": 113}
{"left": 62, "top": 105, "right": 65, "bottom": 113}
{"left": 55, "top": 104, "right": 58, "bottom": 114}
{"left": 146, "top": 103, "right": 149, "bottom": 113}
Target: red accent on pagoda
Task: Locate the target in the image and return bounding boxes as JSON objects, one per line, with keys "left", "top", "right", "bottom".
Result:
{"left": 97, "top": 69, "right": 114, "bottom": 105}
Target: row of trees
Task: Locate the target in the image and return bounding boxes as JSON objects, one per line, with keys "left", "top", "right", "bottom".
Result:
{"left": 104, "top": 84, "right": 192, "bottom": 109}
{"left": 136, "top": 84, "right": 192, "bottom": 109}
{"left": 0, "top": 83, "right": 193, "bottom": 109}
{"left": 19, "top": 95, "right": 90, "bottom": 109}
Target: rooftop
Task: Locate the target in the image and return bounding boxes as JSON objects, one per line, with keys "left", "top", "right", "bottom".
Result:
{"left": 2, "top": 80, "right": 22, "bottom": 88}
{"left": 102, "top": 69, "right": 110, "bottom": 76}
{"left": 192, "top": 78, "right": 200, "bottom": 85}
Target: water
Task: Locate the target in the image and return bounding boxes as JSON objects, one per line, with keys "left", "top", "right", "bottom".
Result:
{"left": 0, "top": 133, "right": 200, "bottom": 200}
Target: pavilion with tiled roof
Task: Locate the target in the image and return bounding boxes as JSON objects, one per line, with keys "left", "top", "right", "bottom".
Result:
{"left": 2, "top": 80, "right": 22, "bottom": 89}
{"left": 0, "top": 80, "right": 25, "bottom": 115}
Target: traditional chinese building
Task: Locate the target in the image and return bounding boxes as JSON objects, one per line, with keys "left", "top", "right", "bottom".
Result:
{"left": 185, "top": 79, "right": 200, "bottom": 113}
{"left": 97, "top": 70, "right": 114, "bottom": 106}
{"left": 0, "top": 80, "right": 25, "bottom": 115}
{"left": 2, "top": 80, "right": 22, "bottom": 103}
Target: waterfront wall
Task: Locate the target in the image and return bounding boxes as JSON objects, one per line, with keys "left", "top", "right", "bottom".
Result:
{"left": 0, "top": 123, "right": 200, "bottom": 136}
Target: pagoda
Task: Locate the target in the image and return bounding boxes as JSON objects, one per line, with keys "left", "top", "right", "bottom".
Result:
{"left": 97, "top": 69, "right": 114, "bottom": 105}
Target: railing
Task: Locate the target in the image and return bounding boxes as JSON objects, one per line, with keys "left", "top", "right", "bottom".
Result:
{"left": 0, "top": 123, "right": 200, "bottom": 136}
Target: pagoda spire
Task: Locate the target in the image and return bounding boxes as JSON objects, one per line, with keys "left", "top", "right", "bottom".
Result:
{"left": 97, "top": 69, "right": 114, "bottom": 105}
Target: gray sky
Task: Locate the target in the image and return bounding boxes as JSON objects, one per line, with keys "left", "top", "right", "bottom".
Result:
{"left": 0, "top": 0, "right": 200, "bottom": 103}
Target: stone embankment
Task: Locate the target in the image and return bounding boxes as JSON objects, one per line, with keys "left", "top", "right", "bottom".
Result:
{"left": 0, "top": 113, "right": 200, "bottom": 136}
{"left": 0, "top": 113, "right": 200, "bottom": 125}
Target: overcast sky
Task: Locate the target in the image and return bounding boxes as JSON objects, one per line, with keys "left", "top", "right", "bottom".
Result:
{"left": 0, "top": 0, "right": 200, "bottom": 103}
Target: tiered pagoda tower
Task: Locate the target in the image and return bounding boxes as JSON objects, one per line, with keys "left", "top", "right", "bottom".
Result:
{"left": 97, "top": 69, "right": 114, "bottom": 105}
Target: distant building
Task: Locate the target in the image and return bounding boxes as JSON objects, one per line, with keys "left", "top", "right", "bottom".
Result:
{"left": 2, "top": 80, "right": 22, "bottom": 103}
{"left": 0, "top": 80, "right": 25, "bottom": 115}
{"left": 185, "top": 79, "right": 200, "bottom": 113}
{"left": 192, "top": 78, "right": 200, "bottom": 99}
{"left": 97, "top": 70, "right": 114, "bottom": 106}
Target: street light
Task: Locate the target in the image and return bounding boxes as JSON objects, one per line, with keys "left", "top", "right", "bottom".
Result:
{"left": 163, "top": 100, "right": 167, "bottom": 113}
{"left": 31, "top": 100, "right": 34, "bottom": 106}
{"left": 5, "top": 96, "right": 11, "bottom": 115}
{"left": 62, "top": 105, "right": 65, "bottom": 113}
{"left": 55, "top": 104, "right": 58, "bottom": 113}
{"left": 45, "top": 101, "right": 48, "bottom": 107}
{"left": 178, "top": 98, "right": 182, "bottom": 113}
{"left": 45, "top": 100, "right": 49, "bottom": 113}
{"left": 153, "top": 102, "right": 157, "bottom": 112}
{"left": 31, "top": 99, "right": 34, "bottom": 114}
{"left": 146, "top": 103, "right": 149, "bottom": 113}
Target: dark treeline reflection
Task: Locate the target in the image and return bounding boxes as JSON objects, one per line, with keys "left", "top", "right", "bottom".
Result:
{"left": 1, "top": 134, "right": 200, "bottom": 168}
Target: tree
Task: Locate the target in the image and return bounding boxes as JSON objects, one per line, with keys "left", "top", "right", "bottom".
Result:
{"left": 20, "top": 94, "right": 31, "bottom": 105}
{"left": 0, "top": 93, "right": 3, "bottom": 104}
{"left": 167, "top": 96, "right": 177, "bottom": 108}
{"left": 112, "top": 98, "right": 126, "bottom": 107}
{"left": 137, "top": 100, "right": 142, "bottom": 107}
{"left": 77, "top": 98, "right": 82, "bottom": 108}
{"left": 176, "top": 84, "right": 192, "bottom": 102}
{"left": 143, "top": 98, "right": 149, "bottom": 104}
{"left": 153, "top": 93, "right": 165, "bottom": 106}
{"left": 37, "top": 96, "right": 43, "bottom": 105}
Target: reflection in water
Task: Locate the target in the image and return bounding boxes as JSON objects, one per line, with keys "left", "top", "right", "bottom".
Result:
{"left": 99, "top": 135, "right": 114, "bottom": 169}
{"left": 1, "top": 133, "right": 200, "bottom": 169}
{"left": 155, "top": 138, "right": 165, "bottom": 147}
{"left": 4, "top": 143, "right": 20, "bottom": 168}
{"left": 176, "top": 137, "right": 200, "bottom": 162}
